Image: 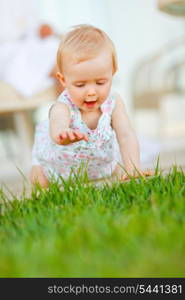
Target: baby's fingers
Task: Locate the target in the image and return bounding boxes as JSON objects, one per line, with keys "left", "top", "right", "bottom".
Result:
{"left": 143, "top": 170, "right": 154, "bottom": 177}
{"left": 83, "top": 134, "right": 89, "bottom": 142}
{"left": 73, "top": 130, "right": 83, "bottom": 140}
{"left": 59, "top": 132, "right": 67, "bottom": 140}
{"left": 121, "top": 174, "right": 130, "bottom": 181}
{"left": 67, "top": 131, "right": 75, "bottom": 141}
{"left": 74, "top": 130, "right": 88, "bottom": 142}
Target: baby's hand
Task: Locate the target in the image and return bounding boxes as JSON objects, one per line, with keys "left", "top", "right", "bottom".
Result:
{"left": 121, "top": 169, "right": 154, "bottom": 181}
{"left": 58, "top": 129, "right": 88, "bottom": 145}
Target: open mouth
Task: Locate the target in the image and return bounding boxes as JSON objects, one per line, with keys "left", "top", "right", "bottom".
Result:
{"left": 84, "top": 100, "right": 97, "bottom": 107}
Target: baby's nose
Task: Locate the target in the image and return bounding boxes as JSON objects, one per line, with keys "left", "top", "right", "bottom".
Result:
{"left": 87, "top": 86, "right": 96, "bottom": 96}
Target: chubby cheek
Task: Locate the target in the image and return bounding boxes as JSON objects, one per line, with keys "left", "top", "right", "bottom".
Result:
{"left": 99, "top": 84, "right": 111, "bottom": 101}
{"left": 67, "top": 87, "right": 84, "bottom": 105}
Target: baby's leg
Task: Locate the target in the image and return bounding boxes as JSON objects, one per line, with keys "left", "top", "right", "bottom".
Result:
{"left": 112, "top": 163, "right": 123, "bottom": 179}
{"left": 30, "top": 165, "right": 49, "bottom": 188}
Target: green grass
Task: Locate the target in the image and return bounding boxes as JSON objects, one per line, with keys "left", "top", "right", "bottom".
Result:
{"left": 0, "top": 166, "right": 185, "bottom": 277}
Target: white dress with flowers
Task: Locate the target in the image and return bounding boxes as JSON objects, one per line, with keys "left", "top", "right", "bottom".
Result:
{"left": 32, "top": 90, "right": 120, "bottom": 180}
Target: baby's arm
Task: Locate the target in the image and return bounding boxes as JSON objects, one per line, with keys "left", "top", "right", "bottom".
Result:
{"left": 112, "top": 94, "right": 142, "bottom": 176}
{"left": 49, "top": 102, "right": 88, "bottom": 145}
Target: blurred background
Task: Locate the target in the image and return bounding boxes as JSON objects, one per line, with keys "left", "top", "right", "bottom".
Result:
{"left": 0, "top": 0, "right": 184, "bottom": 193}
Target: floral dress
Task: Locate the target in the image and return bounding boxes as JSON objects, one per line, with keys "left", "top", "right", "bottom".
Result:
{"left": 32, "top": 90, "right": 120, "bottom": 180}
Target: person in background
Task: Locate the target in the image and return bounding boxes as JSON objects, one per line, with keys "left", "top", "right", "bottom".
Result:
{"left": 39, "top": 23, "right": 64, "bottom": 95}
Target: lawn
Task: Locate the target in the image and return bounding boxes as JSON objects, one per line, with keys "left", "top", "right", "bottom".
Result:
{"left": 0, "top": 166, "right": 184, "bottom": 277}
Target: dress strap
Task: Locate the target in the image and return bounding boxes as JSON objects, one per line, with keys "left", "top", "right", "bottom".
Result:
{"left": 56, "top": 89, "right": 78, "bottom": 118}
{"left": 100, "top": 93, "right": 115, "bottom": 115}
{"left": 57, "top": 90, "right": 73, "bottom": 107}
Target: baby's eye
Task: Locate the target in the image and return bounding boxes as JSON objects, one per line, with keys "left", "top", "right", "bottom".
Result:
{"left": 96, "top": 81, "right": 106, "bottom": 85}
{"left": 75, "top": 83, "right": 85, "bottom": 87}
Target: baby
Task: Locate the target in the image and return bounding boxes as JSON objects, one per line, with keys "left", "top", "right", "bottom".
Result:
{"left": 31, "top": 24, "right": 151, "bottom": 188}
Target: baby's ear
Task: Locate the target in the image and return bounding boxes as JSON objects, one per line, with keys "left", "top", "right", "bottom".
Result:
{"left": 56, "top": 72, "right": 66, "bottom": 86}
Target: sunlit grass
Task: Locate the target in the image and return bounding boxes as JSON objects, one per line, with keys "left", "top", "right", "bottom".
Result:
{"left": 0, "top": 165, "right": 184, "bottom": 277}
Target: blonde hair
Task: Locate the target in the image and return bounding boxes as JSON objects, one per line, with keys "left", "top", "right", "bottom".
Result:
{"left": 57, "top": 24, "right": 118, "bottom": 74}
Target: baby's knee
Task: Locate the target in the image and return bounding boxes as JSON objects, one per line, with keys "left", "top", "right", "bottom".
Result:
{"left": 30, "top": 165, "right": 49, "bottom": 188}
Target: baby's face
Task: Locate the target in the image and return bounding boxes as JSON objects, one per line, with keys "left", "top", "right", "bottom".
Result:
{"left": 59, "top": 49, "right": 113, "bottom": 112}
